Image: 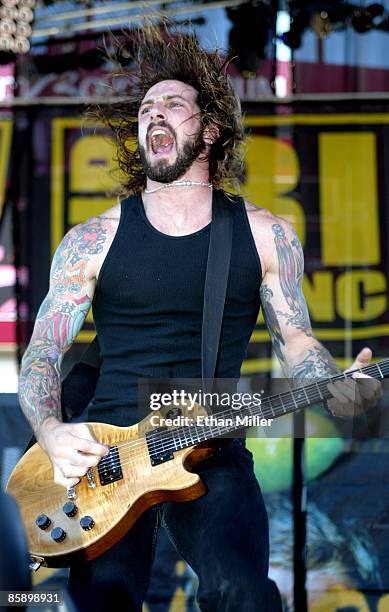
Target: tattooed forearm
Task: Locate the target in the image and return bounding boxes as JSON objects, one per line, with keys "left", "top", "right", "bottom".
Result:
{"left": 287, "top": 345, "right": 340, "bottom": 382}
{"left": 19, "top": 338, "right": 63, "bottom": 434}
{"left": 272, "top": 223, "right": 312, "bottom": 336}
{"left": 260, "top": 284, "right": 286, "bottom": 367}
{"left": 259, "top": 223, "right": 339, "bottom": 383}
{"left": 18, "top": 218, "right": 106, "bottom": 434}
{"left": 19, "top": 297, "right": 91, "bottom": 433}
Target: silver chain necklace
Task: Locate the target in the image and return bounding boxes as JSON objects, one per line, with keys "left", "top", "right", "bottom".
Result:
{"left": 144, "top": 180, "right": 212, "bottom": 194}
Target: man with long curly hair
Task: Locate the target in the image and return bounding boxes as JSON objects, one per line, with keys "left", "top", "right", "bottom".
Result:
{"left": 18, "top": 21, "right": 380, "bottom": 612}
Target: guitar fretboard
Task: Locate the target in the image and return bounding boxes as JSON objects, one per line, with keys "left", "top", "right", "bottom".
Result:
{"left": 146, "top": 359, "right": 389, "bottom": 459}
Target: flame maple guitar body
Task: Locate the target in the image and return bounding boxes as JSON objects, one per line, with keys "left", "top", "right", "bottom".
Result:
{"left": 6, "top": 411, "right": 215, "bottom": 568}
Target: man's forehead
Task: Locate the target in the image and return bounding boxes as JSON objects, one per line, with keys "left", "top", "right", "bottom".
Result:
{"left": 142, "top": 80, "right": 198, "bottom": 103}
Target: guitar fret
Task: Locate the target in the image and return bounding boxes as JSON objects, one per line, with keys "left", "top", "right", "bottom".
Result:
{"left": 280, "top": 394, "right": 286, "bottom": 414}
{"left": 314, "top": 381, "right": 324, "bottom": 400}
{"left": 301, "top": 386, "right": 310, "bottom": 405}
{"left": 377, "top": 363, "right": 384, "bottom": 379}
{"left": 291, "top": 391, "right": 299, "bottom": 410}
{"left": 146, "top": 357, "right": 389, "bottom": 461}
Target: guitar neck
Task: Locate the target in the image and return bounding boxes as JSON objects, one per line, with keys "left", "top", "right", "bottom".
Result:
{"left": 148, "top": 359, "right": 389, "bottom": 454}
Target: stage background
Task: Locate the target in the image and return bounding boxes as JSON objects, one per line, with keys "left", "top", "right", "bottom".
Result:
{"left": 0, "top": 98, "right": 389, "bottom": 611}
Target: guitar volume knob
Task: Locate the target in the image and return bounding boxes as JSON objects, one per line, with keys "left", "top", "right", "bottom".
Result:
{"left": 51, "top": 527, "right": 66, "bottom": 543}
{"left": 80, "top": 516, "right": 95, "bottom": 531}
{"left": 63, "top": 501, "right": 78, "bottom": 517}
{"left": 35, "top": 515, "right": 51, "bottom": 530}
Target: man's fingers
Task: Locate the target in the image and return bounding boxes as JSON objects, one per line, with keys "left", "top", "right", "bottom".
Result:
{"left": 52, "top": 428, "right": 109, "bottom": 458}
{"left": 353, "top": 376, "right": 382, "bottom": 408}
{"left": 327, "top": 382, "right": 344, "bottom": 404}
{"left": 43, "top": 423, "right": 109, "bottom": 491}
{"left": 327, "top": 348, "right": 382, "bottom": 417}
{"left": 72, "top": 436, "right": 109, "bottom": 457}
{"left": 327, "top": 379, "right": 362, "bottom": 417}
{"left": 58, "top": 463, "right": 86, "bottom": 478}
{"left": 327, "top": 379, "right": 362, "bottom": 404}
{"left": 52, "top": 438, "right": 108, "bottom": 465}
{"left": 70, "top": 423, "right": 109, "bottom": 456}
{"left": 345, "top": 346, "right": 373, "bottom": 372}
{"left": 327, "top": 373, "right": 382, "bottom": 417}
{"left": 53, "top": 465, "right": 80, "bottom": 489}
{"left": 58, "top": 447, "right": 102, "bottom": 468}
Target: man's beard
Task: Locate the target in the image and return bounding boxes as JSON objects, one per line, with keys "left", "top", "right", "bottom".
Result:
{"left": 139, "top": 128, "right": 206, "bottom": 184}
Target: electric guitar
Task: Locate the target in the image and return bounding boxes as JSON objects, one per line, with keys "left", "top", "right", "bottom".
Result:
{"left": 6, "top": 359, "right": 388, "bottom": 569}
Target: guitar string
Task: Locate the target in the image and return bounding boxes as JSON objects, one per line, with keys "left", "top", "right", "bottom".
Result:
{"left": 115, "top": 360, "right": 387, "bottom": 455}
{"left": 21, "top": 381, "right": 307, "bottom": 499}
{"left": 92, "top": 361, "right": 389, "bottom": 476}
{"left": 96, "top": 361, "right": 388, "bottom": 472}
{"left": 18, "top": 387, "right": 383, "bottom": 502}
{"left": 95, "top": 368, "right": 387, "bottom": 477}
{"left": 16, "top": 366, "right": 383, "bottom": 507}
{"left": 19, "top": 381, "right": 336, "bottom": 501}
{"left": 21, "top": 362, "right": 387, "bottom": 494}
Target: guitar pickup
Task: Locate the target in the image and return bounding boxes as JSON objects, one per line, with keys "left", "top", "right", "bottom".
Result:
{"left": 146, "top": 428, "right": 174, "bottom": 466}
{"left": 97, "top": 446, "right": 123, "bottom": 486}
{"left": 149, "top": 450, "right": 174, "bottom": 466}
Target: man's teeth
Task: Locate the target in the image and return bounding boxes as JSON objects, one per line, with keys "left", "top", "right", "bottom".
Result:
{"left": 150, "top": 129, "right": 174, "bottom": 152}
{"left": 150, "top": 129, "right": 171, "bottom": 142}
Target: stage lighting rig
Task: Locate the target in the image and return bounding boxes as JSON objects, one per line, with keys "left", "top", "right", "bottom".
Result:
{"left": 281, "top": 5, "right": 311, "bottom": 50}
{"left": 227, "top": 1, "right": 275, "bottom": 77}
{"left": 310, "top": 3, "right": 354, "bottom": 39}
{"left": 351, "top": 3, "right": 384, "bottom": 33}
{"left": 0, "top": 0, "right": 35, "bottom": 57}
{"left": 282, "top": 2, "right": 387, "bottom": 49}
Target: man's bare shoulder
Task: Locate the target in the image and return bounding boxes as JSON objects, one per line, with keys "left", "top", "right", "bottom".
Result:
{"left": 99, "top": 202, "right": 121, "bottom": 222}
{"left": 65, "top": 203, "right": 121, "bottom": 243}
{"left": 80, "top": 202, "right": 121, "bottom": 229}
{"left": 244, "top": 200, "right": 298, "bottom": 273}
{"left": 244, "top": 200, "right": 295, "bottom": 239}
{"left": 56, "top": 203, "right": 121, "bottom": 281}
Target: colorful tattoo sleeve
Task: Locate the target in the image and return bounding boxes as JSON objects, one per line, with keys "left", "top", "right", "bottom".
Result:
{"left": 18, "top": 218, "right": 107, "bottom": 434}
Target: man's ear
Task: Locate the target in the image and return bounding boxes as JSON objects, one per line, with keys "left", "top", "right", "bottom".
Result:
{"left": 203, "top": 124, "right": 219, "bottom": 146}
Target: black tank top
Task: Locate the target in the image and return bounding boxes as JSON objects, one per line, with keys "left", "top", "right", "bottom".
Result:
{"left": 89, "top": 190, "right": 262, "bottom": 426}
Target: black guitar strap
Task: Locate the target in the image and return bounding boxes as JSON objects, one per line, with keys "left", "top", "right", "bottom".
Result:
{"left": 201, "top": 190, "right": 234, "bottom": 396}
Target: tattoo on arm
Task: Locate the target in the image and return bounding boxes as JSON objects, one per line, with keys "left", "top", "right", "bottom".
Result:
{"left": 260, "top": 284, "right": 286, "bottom": 367}
{"left": 18, "top": 219, "right": 107, "bottom": 434}
{"left": 272, "top": 223, "right": 312, "bottom": 336}
{"left": 260, "top": 224, "right": 338, "bottom": 383}
{"left": 288, "top": 345, "right": 340, "bottom": 382}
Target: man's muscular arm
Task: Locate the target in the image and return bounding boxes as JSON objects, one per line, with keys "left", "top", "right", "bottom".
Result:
{"left": 250, "top": 212, "right": 381, "bottom": 416}
{"left": 259, "top": 221, "right": 340, "bottom": 379}
{"left": 19, "top": 217, "right": 109, "bottom": 486}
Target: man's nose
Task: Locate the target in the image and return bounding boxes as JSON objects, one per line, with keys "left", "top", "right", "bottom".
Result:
{"left": 150, "top": 101, "right": 166, "bottom": 121}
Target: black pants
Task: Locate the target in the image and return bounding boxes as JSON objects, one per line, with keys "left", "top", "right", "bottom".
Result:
{"left": 68, "top": 439, "right": 283, "bottom": 612}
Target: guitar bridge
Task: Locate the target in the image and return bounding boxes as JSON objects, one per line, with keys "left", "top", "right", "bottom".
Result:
{"left": 97, "top": 446, "right": 123, "bottom": 485}
{"left": 86, "top": 468, "right": 97, "bottom": 488}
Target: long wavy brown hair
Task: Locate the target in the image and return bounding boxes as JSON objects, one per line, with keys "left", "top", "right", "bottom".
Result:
{"left": 91, "top": 20, "right": 245, "bottom": 195}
